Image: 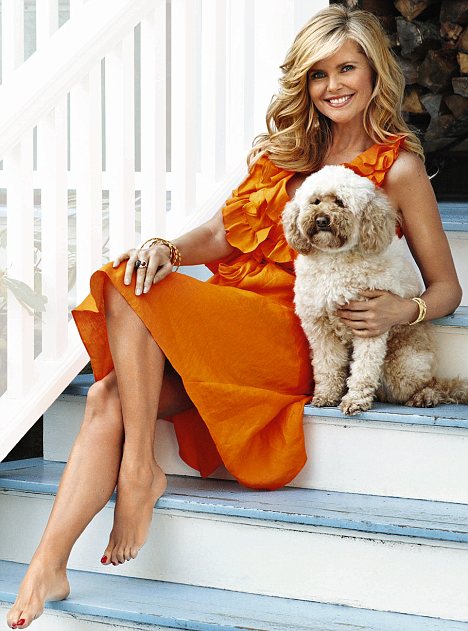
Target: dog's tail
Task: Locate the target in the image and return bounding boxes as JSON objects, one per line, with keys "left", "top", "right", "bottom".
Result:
{"left": 407, "top": 377, "right": 468, "bottom": 407}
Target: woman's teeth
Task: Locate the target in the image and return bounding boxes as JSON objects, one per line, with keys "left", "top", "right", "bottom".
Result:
{"left": 327, "top": 95, "right": 353, "bottom": 106}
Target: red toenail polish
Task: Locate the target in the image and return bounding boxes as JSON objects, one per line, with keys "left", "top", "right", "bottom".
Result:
{"left": 101, "top": 556, "right": 107, "bottom": 563}
{"left": 17, "top": 620, "right": 25, "bottom": 626}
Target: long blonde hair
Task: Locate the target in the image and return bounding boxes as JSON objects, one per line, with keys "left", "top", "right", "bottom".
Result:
{"left": 247, "top": 4, "right": 424, "bottom": 172}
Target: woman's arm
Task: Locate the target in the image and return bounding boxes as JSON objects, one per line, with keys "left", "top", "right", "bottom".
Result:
{"left": 337, "top": 151, "right": 463, "bottom": 337}
{"left": 113, "top": 209, "right": 237, "bottom": 295}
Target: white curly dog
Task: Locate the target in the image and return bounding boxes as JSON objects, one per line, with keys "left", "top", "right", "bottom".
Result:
{"left": 282, "top": 164, "right": 467, "bottom": 415}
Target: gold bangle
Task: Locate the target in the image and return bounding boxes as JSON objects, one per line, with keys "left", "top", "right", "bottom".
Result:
{"left": 140, "top": 237, "right": 182, "bottom": 271}
{"left": 408, "top": 297, "right": 427, "bottom": 326}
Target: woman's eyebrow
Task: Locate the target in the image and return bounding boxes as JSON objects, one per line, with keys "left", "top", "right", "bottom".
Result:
{"left": 311, "top": 60, "right": 361, "bottom": 70}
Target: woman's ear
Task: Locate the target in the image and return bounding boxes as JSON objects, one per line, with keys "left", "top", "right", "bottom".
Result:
{"left": 282, "top": 200, "right": 312, "bottom": 255}
{"left": 358, "top": 190, "right": 396, "bottom": 254}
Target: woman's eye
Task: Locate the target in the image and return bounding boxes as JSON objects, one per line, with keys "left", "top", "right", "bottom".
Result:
{"left": 309, "top": 71, "right": 325, "bottom": 80}
{"left": 342, "top": 64, "right": 354, "bottom": 72}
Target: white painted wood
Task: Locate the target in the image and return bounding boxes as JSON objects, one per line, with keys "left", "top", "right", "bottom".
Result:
{"left": 36, "top": 0, "right": 59, "bottom": 50}
{"left": 43, "top": 392, "right": 468, "bottom": 503}
{"left": 1, "top": 0, "right": 24, "bottom": 79}
{"left": 169, "top": 0, "right": 198, "bottom": 231}
{"left": 200, "top": 0, "right": 226, "bottom": 190}
{"left": 252, "top": 0, "right": 296, "bottom": 138}
{"left": 139, "top": 1, "right": 167, "bottom": 240}
{"left": 225, "top": 1, "right": 255, "bottom": 172}
{"left": 1, "top": 491, "right": 467, "bottom": 622}
{"left": 69, "top": 0, "right": 86, "bottom": 18}
{"left": 105, "top": 35, "right": 136, "bottom": 256}
{"left": 0, "top": 323, "right": 87, "bottom": 462}
{"left": 4, "top": 136, "right": 35, "bottom": 398}
{"left": 0, "top": 0, "right": 154, "bottom": 159}
{"left": 294, "top": 0, "right": 328, "bottom": 32}
{"left": 71, "top": 65, "right": 103, "bottom": 302}
{"left": 447, "top": 232, "right": 468, "bottom": 306}
{"left": 0, "top": 603, "right": 176, "bottom": 631}
{"left": 37, "top": 99, "right": 69, "bottom": 360}
{"left": 434, "top": 326, "right": 468, "bottom": 379}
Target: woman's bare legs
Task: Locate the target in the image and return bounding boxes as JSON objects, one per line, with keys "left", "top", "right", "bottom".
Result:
{"left": 6, "top": 279, "right": 193, "bottom": 628}
{"left": 99, "top": 278, "right": 182, "bottom": 566}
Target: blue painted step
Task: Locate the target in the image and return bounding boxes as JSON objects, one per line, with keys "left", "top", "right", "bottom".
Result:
{"left": 1, "top": 459, "right": 468, "bottom": 544}
{"left": 1, "top": 559, "right": 468, "bottom": 630}
{"left": 439, "top": 202, "right": 468, "bottom": 232}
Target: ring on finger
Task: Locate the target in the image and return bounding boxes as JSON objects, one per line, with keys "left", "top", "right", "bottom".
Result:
{"left": 135, "top": 259, "right": 147, "bottom": 269}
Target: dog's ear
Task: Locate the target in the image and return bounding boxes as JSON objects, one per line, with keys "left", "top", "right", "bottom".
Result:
{"left": 358, "top": 189, "right": 397, "bottom": 254}
{"left": 282, "top": 200, "right": 312, "bottom": 255}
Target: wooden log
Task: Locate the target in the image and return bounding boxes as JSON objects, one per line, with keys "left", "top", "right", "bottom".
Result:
{"left": 425, "top": 113, "right": 457, "bottom": 139}
{"left": 440, "top": 0, "right": 468, "bottom": 26}
{"left": 403, "top": 85, "right": 427, "bottom": 112}
{"left": 394, "top": 0, "right": 440, "bottom": 21}
{"left": 453, "top": 76, "right": 468, "bottom": 96}
{"left": 440, "top": 22, "right": 464, "bottom": 48}
{"left": 361, "top": 0, "right": 397, "bottom": 15}
{"left": 418, "top": 49, "right": 459, "bottom": 92}
{"left": 420, "top": 92, "right": 443, "bottom": 117}
{"left": 458, "top": 51, "right": 468, "bottom": 73}
{"left": 444, "top": 94, "right": 468, "bottom": 119}
{"left": 460, "top": 27, "right": 468, "bottom": 51}
{"left": 396, "top": 17, "right": 440, "bottom": 60}
{"left": 397, "top": 55, "right": 420, "bottom": 83}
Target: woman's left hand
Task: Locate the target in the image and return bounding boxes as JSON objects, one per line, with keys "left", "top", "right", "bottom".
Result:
{"left": 336, "top": 289, "right": 417, "bottom": 338}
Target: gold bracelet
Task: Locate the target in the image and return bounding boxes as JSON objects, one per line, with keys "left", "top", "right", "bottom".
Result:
{"left": 140, "top": 237, "right": 182, "bottom": 271}
{"left": 408, "top": 297, "right": 427, "bottom": 326}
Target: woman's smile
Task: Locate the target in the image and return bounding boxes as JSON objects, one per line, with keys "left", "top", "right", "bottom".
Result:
{"left": 325, "top": 94, "right": 355, "bottom": 107}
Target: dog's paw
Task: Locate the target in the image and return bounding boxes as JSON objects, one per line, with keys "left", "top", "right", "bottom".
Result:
{"left": 312, "top": 394, "right": 342, "bottom": 407}
{"left": 339, "top": 394, "right": 373, "bottom": 416}
{"left": 405, "top": 387, "right": 440, "bottom": 408}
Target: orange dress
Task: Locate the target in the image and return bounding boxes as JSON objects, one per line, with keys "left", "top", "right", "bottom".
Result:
{"left": 72, "top": 136, "right": 406, "bottom": 490}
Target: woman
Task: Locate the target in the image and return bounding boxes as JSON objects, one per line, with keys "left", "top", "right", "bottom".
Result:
{"left": 7, "top": 5, "right": 461, "bottom": 629}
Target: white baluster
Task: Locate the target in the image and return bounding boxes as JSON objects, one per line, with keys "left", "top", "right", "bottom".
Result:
{"left": 140, "top": 0, "right": 166, "bottom": 240}
{"left": 4, "top": 135, "right": 34, "bottom": 397}
{"left": 1, "top": 0, "right": 24, "bottom": 80}
{"left": 38, "top": 100, "right": 68, "bottom": 360}
{"left": 253, "top": 0, "right": 296, "bottom": 137}
{"left": 71, "top": 65, "right": 103, "bottom": 302}
{"left": 226, "top": 0, "right": 254, "bottom": 170}
{"left": 35, "top": 0, "right": 59, "bottom": 50}
{"left": 105, "top": 34, "right": 136, "bottom": 256}
{"left": 69, "top": 0, "right": 85, "bottom": 18}
{"left": 170, "top": 0, "right": 198, "bottom": 233}
{"left": 200, "top": 0, "right": 226, "bottom": 193}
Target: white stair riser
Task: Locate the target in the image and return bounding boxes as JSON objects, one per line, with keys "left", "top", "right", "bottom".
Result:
{"left": 44, "top": 396, "right": 468, "bottom": 503}
{"left": 0, "top": 603, "right": 174, "bottom": 630}
{"left": 434, "top": 327, "right": 468, "bottom": 379}
{"left": 0, "top": 491, "right": 467, "bottom": 622}
{"left": 447, "top": 232, "right": 468, "bottom": 307}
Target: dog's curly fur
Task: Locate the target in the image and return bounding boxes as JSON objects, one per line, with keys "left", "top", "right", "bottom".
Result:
{"left": 282, "top": 164, "right": 468, "bottom": 415}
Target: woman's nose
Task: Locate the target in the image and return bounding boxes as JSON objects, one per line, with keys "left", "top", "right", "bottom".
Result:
{"left": 326, "top": 74, "right": 342, "bottom": 93}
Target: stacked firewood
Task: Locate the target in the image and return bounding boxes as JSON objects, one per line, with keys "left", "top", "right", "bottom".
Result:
{"left": 331, "top": 0, "right": 468, "bottom": 156}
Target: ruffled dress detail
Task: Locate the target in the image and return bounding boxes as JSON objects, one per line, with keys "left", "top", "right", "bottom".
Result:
{"left": 72, "top": 135, "right": 406, "bottom": 491}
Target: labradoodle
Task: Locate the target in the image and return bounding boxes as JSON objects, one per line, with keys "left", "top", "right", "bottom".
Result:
{"left": 282, "top": 164, "right": 468, "bottom": 415}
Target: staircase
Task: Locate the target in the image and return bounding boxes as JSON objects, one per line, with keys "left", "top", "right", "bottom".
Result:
{"left": 0, "top": 207, "right": 468, "bottom": 629}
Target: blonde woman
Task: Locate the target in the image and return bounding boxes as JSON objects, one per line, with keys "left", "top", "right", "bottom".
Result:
{"left": 7, "top": 5, "right": 461, "bottom": 629}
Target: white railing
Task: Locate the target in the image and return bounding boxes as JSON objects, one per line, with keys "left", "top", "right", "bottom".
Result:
{"left": 0, "top": 0, "right": 327, "bottom": 461}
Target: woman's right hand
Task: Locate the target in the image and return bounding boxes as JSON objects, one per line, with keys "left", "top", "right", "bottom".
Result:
{"left": 112, "top": 244, "right": 173, "bottom": 295}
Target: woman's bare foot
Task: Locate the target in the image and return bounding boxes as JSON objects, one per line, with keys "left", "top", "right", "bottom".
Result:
{"left": 6, "top": 557, "right": 70, "bottom": 629}
{"left": 101, "top": 460, "right": 167, "bottom": 565}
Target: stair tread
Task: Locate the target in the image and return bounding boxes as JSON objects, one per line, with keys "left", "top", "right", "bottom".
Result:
{"left": 1, "top": 459, "right": 467, "bottom": 543}
{"left": 439, "top": 201, "right": 468, "bottom": 231}
{"left": 1, "top": 560, "right": 467, "bottom": 630}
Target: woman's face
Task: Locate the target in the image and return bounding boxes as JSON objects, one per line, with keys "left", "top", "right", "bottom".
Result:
{"left": 307, "top": 39, "right": 374, "bottom": 127}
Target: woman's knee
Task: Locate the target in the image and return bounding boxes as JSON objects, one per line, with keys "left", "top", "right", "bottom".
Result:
{"left": 103, "top": 277, "right": 129, "bottom": 318}
{"left": 84, "top": 371, "right": 121, "bottom": 420}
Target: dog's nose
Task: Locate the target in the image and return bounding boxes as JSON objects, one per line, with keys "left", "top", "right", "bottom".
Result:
{"left": 315, "top": 215, "right": 330, "bottom": 229}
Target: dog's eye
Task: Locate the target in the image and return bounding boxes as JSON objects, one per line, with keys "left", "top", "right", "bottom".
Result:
{"left": 335, "top": 198, "right": 344, "bottom": 207}
{"left": 312, "top": 198, "right": 320, "bottom": 205}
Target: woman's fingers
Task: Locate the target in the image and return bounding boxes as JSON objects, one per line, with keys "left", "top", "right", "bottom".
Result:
{"left": 112, "top": 245, "right": 173, "bottom": 294}
{"left": 112, "top": 249, "right": 133, "bottom": 268}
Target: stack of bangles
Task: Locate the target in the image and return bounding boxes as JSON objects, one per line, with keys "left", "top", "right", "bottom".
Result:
{"left": 408, "top": 296, "right": 427, "bottom": 326}
{"left": 135, "top": 237, "right": 182, "bottom": 272}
